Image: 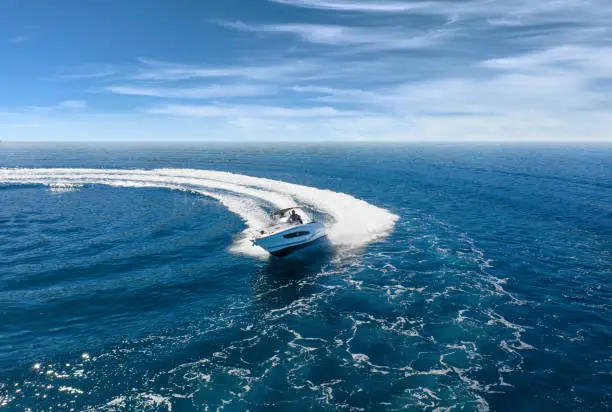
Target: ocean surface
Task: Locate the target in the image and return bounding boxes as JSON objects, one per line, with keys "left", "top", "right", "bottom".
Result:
{"left": 0, "top": 143, "right": 610, "bottom": 411}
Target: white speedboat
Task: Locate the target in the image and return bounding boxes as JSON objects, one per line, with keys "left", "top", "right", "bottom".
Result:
{"left": 252, "top": 206, "right": 327, "bottom": 257}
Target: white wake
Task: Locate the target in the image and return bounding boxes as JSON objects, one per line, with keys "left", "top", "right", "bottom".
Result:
{"left": 0, "top": 168, "right": 399, "bottom": 257}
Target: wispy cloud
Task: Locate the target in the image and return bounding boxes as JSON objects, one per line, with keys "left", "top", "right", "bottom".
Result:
{"left": 269, "top": 0, "right": 612, "bottom": 45}
{"left": 270, "top": 0, "right": 612, "bottom": 21}
{"left": 219, "top": 21, "right": 449, "bottom": 50}
{"left": 480, "top": 46, "right": 612, "bottom": 77}
{"left": 485, "top": 17, "right": 525, "bottom": 27}
{"left": 105, "top": 84, "right": 274, "bottom": 99}
{"left": 57, "top": 100, "right": 88, "bottom": 110}
{"left": 0, "top": 123, "right": 47, "bottom": 128}
{"left": 7, "top": 35, "right": 27, "bottom": 44}
{"left": 297, "top": 48, "right": 612, "bottom": 114}
{"left": 0, "top": 100, "right": 89, "bottom": 138}
{"left": 134, "top": 58, "right": 316, "bottom": 81}
{"left": 146, "top": 104, "right": 366, "bottom": 118}
{"left": 57, "top": 64, "right": 117, "bottom": 79}
{"left": 132, "top": 56, "right": 417, "bottom": 87}
{"left": 23, "top": 100, "right": 89, "bottom": 114}
{"left": 5, "top": 0, "right": 611, "bottom": 141}
{"left": 269, "top": 0, "right": 432, "bottom": 13}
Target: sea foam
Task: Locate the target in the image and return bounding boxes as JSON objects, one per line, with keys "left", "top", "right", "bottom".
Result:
{"left": 0, "top": 168, "right": 398, "bottom": 257}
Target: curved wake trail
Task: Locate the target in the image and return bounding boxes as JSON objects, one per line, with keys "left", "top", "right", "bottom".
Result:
{"left": 0, "top": 168, "right": 398, "bottom": 257}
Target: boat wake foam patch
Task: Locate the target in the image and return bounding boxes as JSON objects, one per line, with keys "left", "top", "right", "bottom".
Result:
{"left": 0, "top": 168, "right": 399, "bottom": 257}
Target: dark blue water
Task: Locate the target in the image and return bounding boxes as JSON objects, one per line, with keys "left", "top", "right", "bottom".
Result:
{"left": 1, "top": 143, "right": 610, "bottom": 411}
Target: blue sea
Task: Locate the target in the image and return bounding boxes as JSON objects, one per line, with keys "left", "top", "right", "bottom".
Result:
{"left": 0, "top": 143, "right": 610, "bottom": 411}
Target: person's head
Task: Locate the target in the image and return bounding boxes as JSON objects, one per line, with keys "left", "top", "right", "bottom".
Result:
{"left": 291, "top": 210, "right": 296, "bottom": 215}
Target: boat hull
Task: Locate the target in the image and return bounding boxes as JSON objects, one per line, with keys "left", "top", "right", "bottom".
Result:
{"left": 253, "top": 222, "right": 327, "bottom": 257}
{"left": 268, "top": 235, "right": 328, "bottom": 257}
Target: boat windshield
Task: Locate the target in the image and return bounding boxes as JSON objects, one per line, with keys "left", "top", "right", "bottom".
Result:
{"left": 254, "top": 207, "right": 313, "bottom": 238}
{"left": 270, "top": 207, "right": 311, "bottom": 225}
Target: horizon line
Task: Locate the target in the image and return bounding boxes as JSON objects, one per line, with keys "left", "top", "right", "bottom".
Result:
{"left": 1, "top": 139, "right": 611, "bottom": 145}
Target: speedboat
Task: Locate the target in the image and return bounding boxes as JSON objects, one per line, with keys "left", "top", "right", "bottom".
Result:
{"left": 252, "top": 206, "right": 327, "bottom": 257}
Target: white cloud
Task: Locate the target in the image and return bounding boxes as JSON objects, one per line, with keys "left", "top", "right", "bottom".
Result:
{"left": 146, "top": 104, "right": 366, "bottom": 118}
{"left": 8, "top": 41, "right": 610, "bottom": 142}
{"left": 480, "top": 46, "right": 612, "bottom": 78}
{"left": 57, "top": 100, "right": 88, "bottom": 110}
{"left": 219, "top": 21, "right": 450, "bottom": 50}
{"left": 0, "top": 123, "right": 47, "bottom": 128}
{"left": 269, "top": 0, "right": 612, "bottom": 47}
{"left": 132, "top": 56, "right": 419, "bottom": 87}
{"left": 10, "top": 100, "right": 89, "bottom": 115}
{"left": 7, "top": 36, "right": 27, "bottom": 44}
{"left": 297, "top": 74, "right": 587, "bottom": 116}
{"left": 134, "top": 58, "right": 316, "bottom": 81}
{"left": 105, "top": 84, "right": 274, "bottom": 99}
{"left": 4, "top": 0, "right": 611, "bottom": 141}
{"left": 57, "top": 64, "right": 117, "bottom": 79}
{"left": 292, "top": 85, "right": 381, "bottom": 103}
{"left": 485, "top": 17, "right": 524, "bottom": 27}
{"left": 269, "top": 0, "right": 612, "bottom": 22}
{"left": 282, "top": 44, "right": 612, "bottom": 141}
{"left": 269, "top": 0, "right": 432, "bottom": 13}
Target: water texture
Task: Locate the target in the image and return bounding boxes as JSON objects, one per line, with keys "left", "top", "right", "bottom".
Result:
{"left": 0, "top": 143, "right": 610, "bottom": 411}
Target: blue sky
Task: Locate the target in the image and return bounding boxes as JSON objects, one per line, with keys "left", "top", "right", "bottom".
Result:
{"left": 1, "top": 0, "right": 611, "bottom": 141}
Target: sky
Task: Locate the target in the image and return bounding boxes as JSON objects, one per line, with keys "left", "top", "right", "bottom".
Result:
{"left": 1, "top": 0, "right": 611, "bottom": 142}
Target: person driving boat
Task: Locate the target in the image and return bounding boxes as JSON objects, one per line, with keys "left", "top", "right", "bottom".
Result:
{"left": 288, "top": 210, "right": 303, "bottom": 225}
